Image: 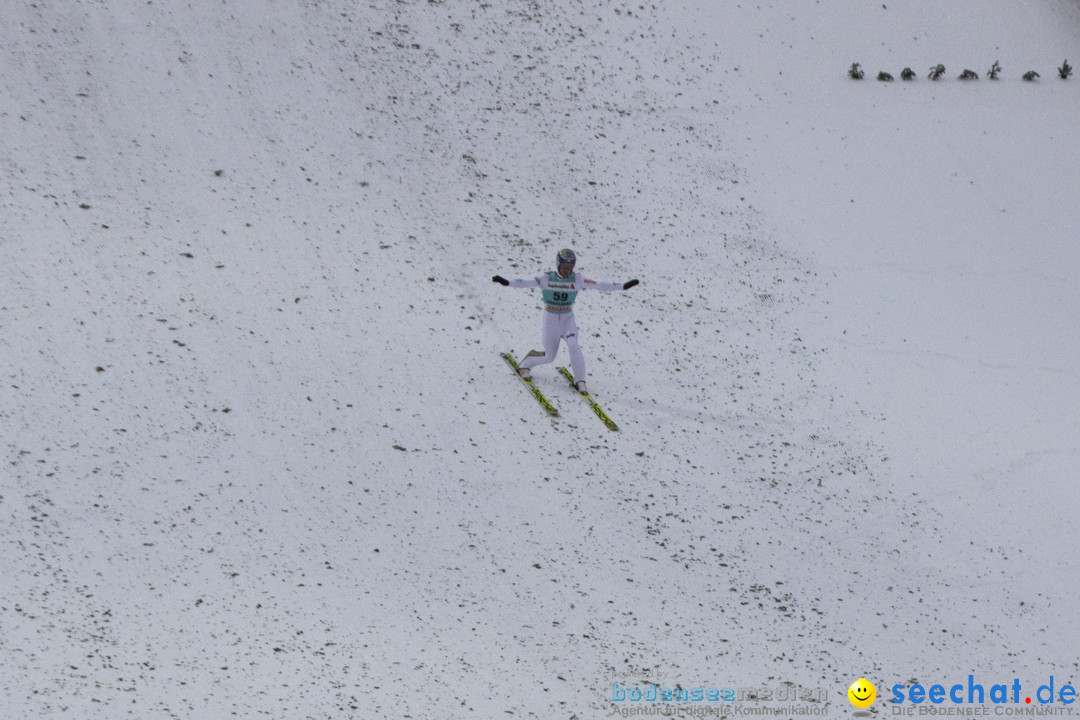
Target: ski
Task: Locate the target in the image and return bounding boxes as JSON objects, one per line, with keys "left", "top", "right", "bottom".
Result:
{"left": 557, "top": 366, "right": 620, "bottom": 431}
{"left": 501, "top": 352, "right": 559, "bottom": 417}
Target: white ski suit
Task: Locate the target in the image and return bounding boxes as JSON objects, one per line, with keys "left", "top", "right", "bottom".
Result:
{"left": 508, "top": 270, "right": 624, "bottom": 383}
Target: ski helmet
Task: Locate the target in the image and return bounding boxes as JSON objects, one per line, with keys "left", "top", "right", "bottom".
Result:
{"left": 556, "top": 248, "right": 576, "bottom": 267}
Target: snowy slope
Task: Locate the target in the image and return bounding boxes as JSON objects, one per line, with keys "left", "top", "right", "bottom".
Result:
{"left": 3, "top": 1, "right": 1079, "bottom": 718}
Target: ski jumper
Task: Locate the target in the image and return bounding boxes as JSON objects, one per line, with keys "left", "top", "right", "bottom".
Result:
{"left": 508, "top": 270, "right": 623, "bottom": 382}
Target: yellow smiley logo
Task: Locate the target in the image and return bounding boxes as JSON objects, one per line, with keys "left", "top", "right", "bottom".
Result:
{"left": 848, "top": 678, "right": 876, "bottom": 708}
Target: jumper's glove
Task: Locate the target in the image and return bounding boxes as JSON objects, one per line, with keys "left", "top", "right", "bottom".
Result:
{"left": 492, "top": 275, "right": 509, "bottom": 286}
{"left": 623, "top": 279, "right": 639, "bottom": 290}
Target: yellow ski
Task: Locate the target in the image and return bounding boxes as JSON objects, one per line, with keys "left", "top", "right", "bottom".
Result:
{"left": 557, "top": 366, "right": 619, "bottom": 431}
{"left": 501, "top": 352, "right": 559, "bottom": 417}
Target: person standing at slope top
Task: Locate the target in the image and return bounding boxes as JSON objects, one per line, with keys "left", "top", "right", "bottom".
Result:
{"left": 492, "top": 248, "right": 638, "bottom": 394}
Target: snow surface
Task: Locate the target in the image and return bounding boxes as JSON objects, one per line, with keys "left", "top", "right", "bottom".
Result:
{"left": 3, "top": 1, "right": 1080, "bottom": 718}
